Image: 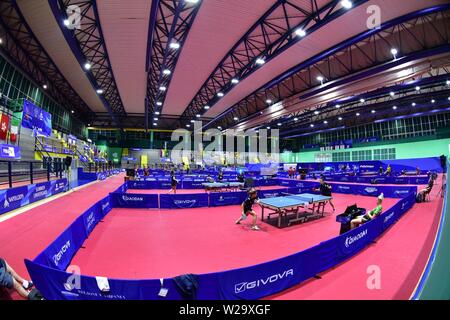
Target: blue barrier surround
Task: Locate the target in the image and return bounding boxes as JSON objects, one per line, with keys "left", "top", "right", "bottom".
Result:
{"left": 0, "top": 178, "right": 68, "bottom": 216}
{"left": 25, "top": 181, "right": 417, "bottom": 300}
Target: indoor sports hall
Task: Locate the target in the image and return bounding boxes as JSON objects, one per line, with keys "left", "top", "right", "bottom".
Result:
{"left": 0, "top": 0, "right": 449, "bottom": 302}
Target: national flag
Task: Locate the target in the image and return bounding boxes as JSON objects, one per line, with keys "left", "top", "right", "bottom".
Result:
{"left": 10, "top": 112, "right": 22, "bottom": 143}
{"left": 0, "top": 113, "right": 10, "bottom": 141}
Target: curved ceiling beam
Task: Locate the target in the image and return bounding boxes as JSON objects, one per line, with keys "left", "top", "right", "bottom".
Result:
{"left": 181, "top": 0, "right": 368, "bottom": 121}
{"left": 281, "top": 72, "right": 450, "bottom": 137}
{"left": 0, "top": 0, "right": 94, "bottom": 122}
{"left": 49, "top": 0, "right": 127, "bottom": 127}
{"left": 208, "top": 4, "right": 450, "bottom": 130}
{"left": 146, "top": 0, "right": 202, "bottom": 129}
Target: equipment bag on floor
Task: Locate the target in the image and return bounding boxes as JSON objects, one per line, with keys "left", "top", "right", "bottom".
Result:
{"left": 173, "top": 274, "right": 199, "bottom": 300}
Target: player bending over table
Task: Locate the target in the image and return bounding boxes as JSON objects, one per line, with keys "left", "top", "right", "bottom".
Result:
{"left": 351, "top": 193, "right": 384, "bottom": 229}
{"left": 235, "top": 188, "right": 260, "bottom": 231}
{"left": 313, "top": 178, "right": 335, "bottom": 212}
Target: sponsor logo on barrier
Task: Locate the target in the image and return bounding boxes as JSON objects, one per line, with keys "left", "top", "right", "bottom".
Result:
{"left": 364, "top": 187, "right": 378, "bottom": 194}
{"left": 234, "top": 269, "right": 294, "bottom": 294}
{"left": 102, "top": 202, "right": 110, "bottom": 211}
{"left": 383, "top": 211, "right": 395, "bottom": 224}
{"left": 55, "top": 181, "right": 66, "bottom": 192}
{"left": 4, "top": 193, "right": 25, "bottom": 208}
{"left": 122, "top": 195, "right": 144, "bottom": 202}
{"left": 394, "top": 190, "right": 409, "bottom": 195}
{"left": 33, "top": 185, "right": 48, "bottom": 199}
{"left": 360, "top": 165, "right": 375, "bottom": 168}
{"left": 263, "top": 193, "right": 279, "bottom": 198}
{"left": 53, "top": 240, "right": 71, "bottom": 267}
{"left": 338, "top": 186, "right": 351, "bottom": 190}
{"left": 345, "top": 229, "right": 368, "bottom": 248}
{"left": 86, "top": 211, "right": 95, "bottom": 231}
{"left": 174, "top": 199, "right": 197, "bottom": 206}
{"left": 61, "top": 290, "right": 80, "bottom": 298}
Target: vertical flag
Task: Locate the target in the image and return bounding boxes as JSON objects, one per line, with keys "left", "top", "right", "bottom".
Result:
{"left": 0, "top": 113, "right": 10, "bottom": 141}
{"left": 10, "top": 112, "right": 23, "bottom": 143}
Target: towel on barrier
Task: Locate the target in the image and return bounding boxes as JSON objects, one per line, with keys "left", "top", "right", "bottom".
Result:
{"left": 96, "top": 276, "right": 110, "bottom": 292}
{"left": 173, "top": 274, "right": 199, "bottom": 300}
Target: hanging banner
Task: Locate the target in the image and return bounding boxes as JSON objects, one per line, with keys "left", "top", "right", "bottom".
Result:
{"left": 22, "top": 99, "right": 52, "bottom": 137}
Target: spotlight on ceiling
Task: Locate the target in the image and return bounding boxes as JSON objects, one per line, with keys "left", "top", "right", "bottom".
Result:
{"left": 295, "top": 28, "right": 306, "bottom": 37}
{"left": 340, "top": 0, "right": 352, "bottom": 9}
{"left": 84, "top": 62, "right": 92, "bottom": 70}
{"left": 390, "top": 48, "right": 398, "bottom": 59}
{"left": 217, "top": 92, "right": 224, "bottom": 97}
{"left": 169, "top": 42, "right": 180, "bottom": 49}
{"left": 231, "top": 78, "right": 239, "bottom": 84}
{"left": 255, "top": 58, "right": 265, "bottom": 65}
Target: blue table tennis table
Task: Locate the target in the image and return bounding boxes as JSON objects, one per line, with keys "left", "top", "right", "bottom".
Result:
{"left": 258, "top": 193, "right": 332, "bottom": 228}
{"left": 202, "top": 182, "right": 245, "bottom": 192}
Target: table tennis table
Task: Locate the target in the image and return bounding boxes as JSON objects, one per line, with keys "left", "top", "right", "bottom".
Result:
{"left": 202, "top": 182, "right": 245, "bottom": 192}
{"left": 258, "top": 193, "right": 332, "bottom": 228}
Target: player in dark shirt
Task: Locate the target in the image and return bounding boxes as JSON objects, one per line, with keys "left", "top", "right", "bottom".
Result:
{"left": 313, "top": 178, "right": 335, "bottom": 212}
{"left": 168, "top": 170, "right": 178, "bottom": 194}
{"left": 218, "top": 170, "right": 223, "bottom": 181}
{"left": 235, "top": 188, "right": 260, "bottom": 230}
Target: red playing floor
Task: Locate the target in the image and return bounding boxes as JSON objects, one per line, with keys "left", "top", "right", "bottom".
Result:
{"left": 70, "top": 194, "right": 399, "bottom": 279}
{"left": 0, "top": 174, "right": 126, "bottom": 300}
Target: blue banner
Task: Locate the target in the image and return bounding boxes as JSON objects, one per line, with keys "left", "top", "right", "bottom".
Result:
{"left": 160, "top": 193, "right": 209, "bottom": 209}
{"left": 22, "top": 99, "right": 52, "bottom": 137}
{"left": 83, "top": 204, "right": 102, "bottom": 237}
{"left": 0, "top": 178, "right": 67, "bottom": 216}
{"left": 210, "top": 191, "right": 247, "bottom": 207}
{"left": 41, "top": 216, "right": 86, "bottom": 270}
{"left": 0, "top": 144, "right": 21, "bottom": 159}
{"left": 111, "top": 193, "right": 159, "bottom": 208}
